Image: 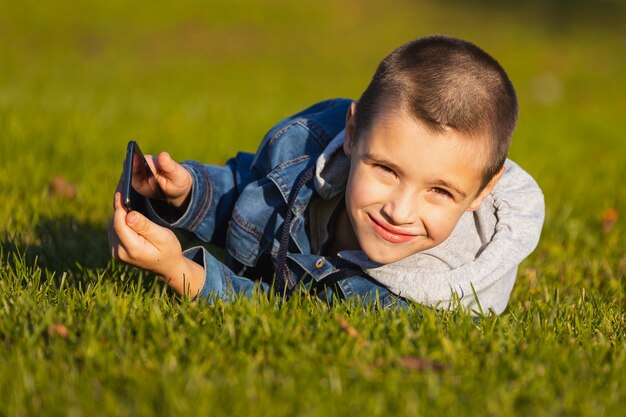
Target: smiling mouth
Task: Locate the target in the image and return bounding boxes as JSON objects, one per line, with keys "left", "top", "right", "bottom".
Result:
{"left": 368, "top": 215, "right": 418, "bottom": 243}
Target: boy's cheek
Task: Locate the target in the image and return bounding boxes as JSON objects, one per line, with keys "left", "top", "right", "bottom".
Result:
{"left": 348, "top": 169, "right": 389, "bottom": 201}
{"left": 424, "top": 210, "right": 464, "bottom": 243}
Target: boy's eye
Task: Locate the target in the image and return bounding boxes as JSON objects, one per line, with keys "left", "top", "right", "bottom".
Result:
{"left": 374, "top": 164, "right": 396, "bottom": 176}
{"left": 432, "top": 187, "right": 453, "bottom": 199}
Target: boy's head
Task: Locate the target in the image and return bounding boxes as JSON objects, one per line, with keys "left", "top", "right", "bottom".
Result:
{"left": 353, "top": 34, "right": 517, "bottom": 190}
{"left": 342, "top": 35, "right": 518, "bottom": 264}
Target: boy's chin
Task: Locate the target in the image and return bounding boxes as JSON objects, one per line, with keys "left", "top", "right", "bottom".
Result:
{"left": 360, "top": 241, "right": 438, "bottom": 265}
{"left": 361, "top": 248, "right": 413, "bottom": 265}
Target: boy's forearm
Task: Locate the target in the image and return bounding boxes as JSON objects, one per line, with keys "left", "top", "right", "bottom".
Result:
{"left": 160, "top": 257, "right": 205, "bottom": 298}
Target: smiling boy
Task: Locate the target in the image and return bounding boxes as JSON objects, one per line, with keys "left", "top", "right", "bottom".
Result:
{"left": 109, "top": 35, "right": 544, "bottom": 314}
{"left": 341, "top": 103, "right": 503, "bottom": 264}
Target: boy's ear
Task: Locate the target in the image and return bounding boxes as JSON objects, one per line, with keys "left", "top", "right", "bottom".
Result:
{"left": 467, "top": 166, "right": 506, "bottom": 211}
{"left": 343, "top": 101, "right": 358, "bottom": 157}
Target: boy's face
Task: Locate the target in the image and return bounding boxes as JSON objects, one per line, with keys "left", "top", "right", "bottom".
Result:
{"left": 343, "top": 102, "right": 503, "bottom": 264}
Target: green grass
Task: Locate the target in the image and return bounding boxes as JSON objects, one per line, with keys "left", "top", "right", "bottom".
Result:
{"left": 2, "top": 0, "right": 626, "bottom": 416}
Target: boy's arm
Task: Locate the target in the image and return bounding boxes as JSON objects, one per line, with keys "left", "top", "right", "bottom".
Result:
{"left": 341, "top": 159, "right": 545, "bottom": 315}
{"left": 111, "top": 191, "right": 270, "bottom": 299}
{"left": 182, "top": 246, "right": 271, "bottom": 301}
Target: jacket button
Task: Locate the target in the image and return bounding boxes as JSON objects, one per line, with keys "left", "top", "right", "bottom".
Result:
{"left": 315, "top": 258, "right": 325, "bottom": 269}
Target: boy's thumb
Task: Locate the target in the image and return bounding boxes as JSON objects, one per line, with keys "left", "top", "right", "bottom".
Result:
{"left": 158, "top": 151, "right": 176, "bottom": 174}
{"left": 126, "top": 211, "right": 152, "bottom": 236}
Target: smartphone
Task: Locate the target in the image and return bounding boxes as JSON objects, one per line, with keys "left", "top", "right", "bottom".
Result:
{"left": 121, "top": 140, "right": 166, "bottom": 213}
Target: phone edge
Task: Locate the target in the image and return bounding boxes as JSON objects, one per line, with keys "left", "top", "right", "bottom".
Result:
{"left": 121, "top": 140, "right": 137, "bottom": 212}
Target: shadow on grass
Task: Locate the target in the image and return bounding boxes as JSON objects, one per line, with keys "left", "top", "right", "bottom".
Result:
{"left": 1, "top": 216, "right": 110, "bottom": 275}
{"left": 0, "top": 216, "right": 175, "bottom": 296}
{"left": 0, "top": 216, "right": 221, "bottom": 295}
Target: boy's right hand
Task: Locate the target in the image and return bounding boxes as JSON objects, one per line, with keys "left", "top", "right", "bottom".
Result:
{"left": 108, "top": 191, "right": 204, "bottom": 297}
{"left": 143, "top": 151, "right": 193, "bottom": 209}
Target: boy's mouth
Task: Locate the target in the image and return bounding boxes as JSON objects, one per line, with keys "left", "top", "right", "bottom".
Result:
{"left": 367, "top": 214, "right": 418, "bottom": 243}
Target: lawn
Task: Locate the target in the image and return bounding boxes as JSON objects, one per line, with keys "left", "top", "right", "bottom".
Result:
{"left": 1, "top": 0, "right": 626, "bottom": 416}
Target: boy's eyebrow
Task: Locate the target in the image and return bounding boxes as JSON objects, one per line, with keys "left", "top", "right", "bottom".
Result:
{"left": 364, "top": 152, "right": 403, "bottom": 173}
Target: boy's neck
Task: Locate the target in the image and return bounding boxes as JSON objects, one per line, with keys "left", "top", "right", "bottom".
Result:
{"left": 324, "top": 200, "right": 360, "bottom": 257}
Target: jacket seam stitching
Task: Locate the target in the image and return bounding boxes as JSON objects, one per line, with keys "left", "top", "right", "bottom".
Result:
{"left": 231, "top": 210, "right": 264, "bottom": 240}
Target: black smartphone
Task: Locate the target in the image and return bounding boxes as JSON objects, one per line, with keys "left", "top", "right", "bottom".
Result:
{"left": 121, "top": 140, "right": 166, "bottom": 213}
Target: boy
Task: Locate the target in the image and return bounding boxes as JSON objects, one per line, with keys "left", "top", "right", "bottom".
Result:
{"left": 109, "top": 35, "right": 544, "bottom": 315}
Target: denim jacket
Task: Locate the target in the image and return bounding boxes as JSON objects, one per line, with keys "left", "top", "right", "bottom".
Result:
{"left": 152, "top": 98, "right": 545, "bottom": 313}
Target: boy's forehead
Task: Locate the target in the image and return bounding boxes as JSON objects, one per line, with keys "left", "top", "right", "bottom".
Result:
{"left": 359, "top": 109, "right": 489, "bottom": 188}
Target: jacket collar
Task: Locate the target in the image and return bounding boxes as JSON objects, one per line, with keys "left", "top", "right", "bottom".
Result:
{"left": 314, "top": 129, "right": 350, "bottom": 200}
{"left": 267, "top": 155, "right": 316, "bottom": 216}
{"left": 267, "top": 128, "right": 349, "bottom": 216}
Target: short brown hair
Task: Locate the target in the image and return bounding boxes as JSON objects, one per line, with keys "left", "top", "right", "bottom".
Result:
{"left": 354, "top": 35, "right": 518, "bottom": 189}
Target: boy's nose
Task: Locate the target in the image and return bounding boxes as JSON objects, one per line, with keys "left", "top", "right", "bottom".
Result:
{"left": 382, "top": 190, "right": 418, "bottom": 225}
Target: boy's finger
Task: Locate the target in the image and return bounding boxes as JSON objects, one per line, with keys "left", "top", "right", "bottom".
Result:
{"left": 148, "top": 152, "right": 178, "bottom": 187}
{"left": 113, "top": 191, "right": 124, "bottom": 211}
{"left": 112, "top": 194, "right": 143, "bottom": 249}
{"left": 113, "top": 191, "right": 130, "bottom": 213}
{"left": 160, "top": 152, "right": 193, "bottom": 191}
{"left": 156, "top": 151, "right": 183, "bottom": 179}
{"left": 125, "top": 210, "right": 166, "bottom": 246}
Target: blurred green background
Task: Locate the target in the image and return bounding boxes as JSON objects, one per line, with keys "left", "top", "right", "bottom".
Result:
{"left": 1, "top": 0, "right": 626, "bottom": 414}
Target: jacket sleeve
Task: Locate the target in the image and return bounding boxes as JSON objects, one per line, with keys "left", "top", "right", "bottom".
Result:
{"left": 148, "top": 152, "right": 256, "bottom": 247}
{"left": 183, "top": 246, "right": 271, "bottom": 301}
{"left": 343, "top": 159, "right": 545, "bottom": 315}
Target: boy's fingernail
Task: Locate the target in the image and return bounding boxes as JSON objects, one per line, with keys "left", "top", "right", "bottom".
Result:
{"left": 127, "top": 212, "right": 138, "bottom": 225}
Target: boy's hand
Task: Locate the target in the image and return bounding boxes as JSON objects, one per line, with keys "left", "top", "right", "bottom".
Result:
{"left": 144, "top": 151, "right": 193, "bottom": 209}
{"left": 108, "top": 192, "right": 204, "bottom": 296}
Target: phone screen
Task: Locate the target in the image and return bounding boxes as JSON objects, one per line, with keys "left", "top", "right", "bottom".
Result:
{"left": 122, "top": 140, "right": 166, "bottom": 213}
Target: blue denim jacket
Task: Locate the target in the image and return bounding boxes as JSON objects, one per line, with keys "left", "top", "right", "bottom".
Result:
{"left": 153, "top": 98, "right": 408, "bottom": 308}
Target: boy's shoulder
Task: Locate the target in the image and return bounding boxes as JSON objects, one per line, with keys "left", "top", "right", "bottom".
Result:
{"left": 267, "top": 98, "right": 352, "bottom": 142}
{"left": 251, "top": 98, "right": 351, "bottom": 174}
